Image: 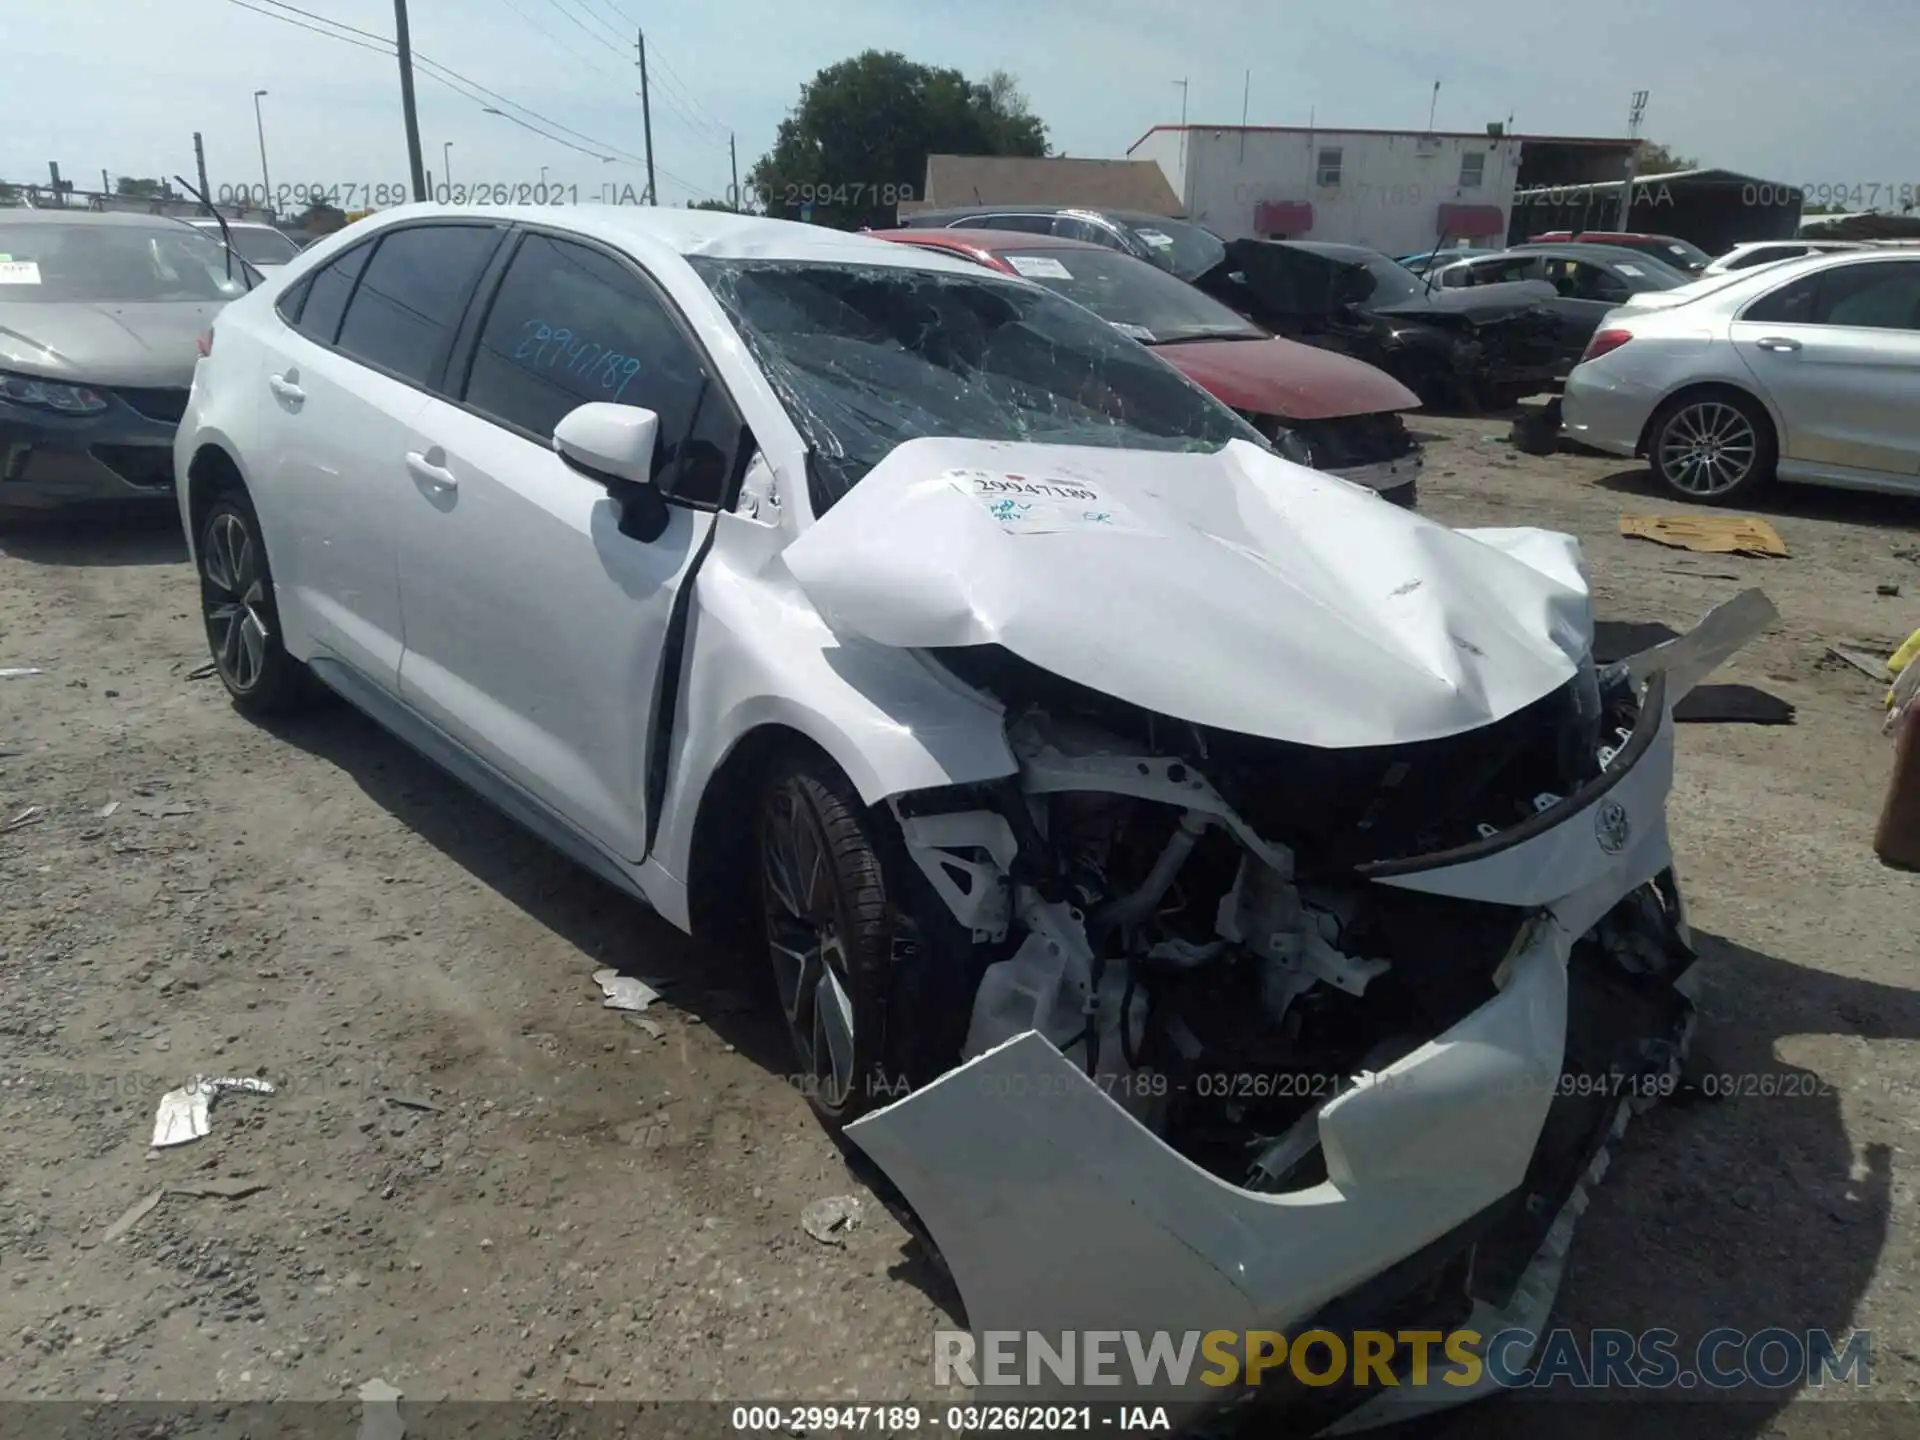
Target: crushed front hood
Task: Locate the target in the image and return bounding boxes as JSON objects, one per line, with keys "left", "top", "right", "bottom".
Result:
{"left": 781, "top": 437, "right": 1593, "bottom": 749}
{"left": 1370, "top": 280, "right": 1558, "bottom": 325}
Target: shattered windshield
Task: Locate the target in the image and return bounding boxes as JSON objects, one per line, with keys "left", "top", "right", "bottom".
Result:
{"left": 990, "top": 246, "right": 1264, "bottom": 343}
{"left": 690, "top": 257, "right": 1267, "bottom": 512}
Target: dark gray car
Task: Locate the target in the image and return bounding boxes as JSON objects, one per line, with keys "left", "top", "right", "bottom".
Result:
{"left": 1429, "top": 244, "right": 1689, "bottom": 365}
{"left": 0, "top": 210, "right": 259, "bottom": 509}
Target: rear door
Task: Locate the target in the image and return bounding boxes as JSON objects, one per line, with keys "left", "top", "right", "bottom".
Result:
{"left": 1731, "top": 258, "right": 1920, "bottom": 476}
{"left": 254, "top": 222, "right": 504, "bottom": 688}
{"left": 392, "top": 228, "right": 752, "bottom": 860}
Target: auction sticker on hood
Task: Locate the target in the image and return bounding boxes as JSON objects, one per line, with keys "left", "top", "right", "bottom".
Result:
{"left": 1137, "top": 230, "right": 1175, "bottom": 249}
{"left": 945, "top": 469, "right": 1151, "bottom": 536}
{"left": 1005, "top": 254, "right": 1072, "bottom": 280}
{"left": 0, "top": 261, "right": 42, "bottom": 285}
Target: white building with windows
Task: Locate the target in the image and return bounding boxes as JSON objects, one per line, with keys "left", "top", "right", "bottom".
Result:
{"left": 1128, "top": 124, "right": 1637, "bottom": 255}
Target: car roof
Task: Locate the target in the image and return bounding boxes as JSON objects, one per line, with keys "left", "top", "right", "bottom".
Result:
{"left": 321, "top": 203, "right": 990, "bottom": 275}
{"left": 876, "top": 227, "right": 1110, "bottom": 253}
{"left": 0, "top": 208, "right": 200, "bottom": 228}
{"left": 909, "top": 204, "right": 1189, "bottom": 226}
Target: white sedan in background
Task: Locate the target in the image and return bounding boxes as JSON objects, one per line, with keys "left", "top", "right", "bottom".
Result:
{"left": 1562, "top": 248, "right": 1920, "bottom": 501}
{"left": 1698, "top": 239, "right": 1869, "bottom": 277}
{"left": 174, "top": 203, "right": 1765, "bottom": 1422}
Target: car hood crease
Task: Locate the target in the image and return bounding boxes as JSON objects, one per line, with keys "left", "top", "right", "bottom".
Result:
{"left": 781, "top": 437, "right": 1591, "bottom": 749}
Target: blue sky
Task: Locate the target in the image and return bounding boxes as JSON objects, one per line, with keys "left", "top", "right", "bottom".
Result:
{"left": 3, "top": 0, "right": 1911, "bottom": 212}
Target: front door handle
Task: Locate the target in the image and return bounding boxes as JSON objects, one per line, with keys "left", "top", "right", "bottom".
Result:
{"left": 1755, "top": 336, "right": 1801, "bottom": 352}
{"left": 268, "top": 373, "right": 305, "bottom": 401}
{"left": 405, "top": 449, "right": 458, "bottom": 493}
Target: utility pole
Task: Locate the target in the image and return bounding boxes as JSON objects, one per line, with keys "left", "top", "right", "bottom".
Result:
{"left": 1174, "top": 79, "right": 1189, "bottom": 179}
{"left": 394, "top": 0, "right": 427, "bottom": 201}
{"left": 636, "top": 29, "right": 657, "bottom": 205}
{"left": 193, "top": 132, "right": 213, "bottom": 215}
{"left": 1616, "top": 89, "right": 1649, "bottom": 231}
{"left": 254, "top": 90, "right": 272, "bottom": 214}
{"left": 1427, "top": 80, "right": 1440, "bottom": 133}
{"left": 1239, "top": 71, "right": 1250, "bottom": 163}
{"left": 730, "top": 132, "right": 739, "bottom": 210}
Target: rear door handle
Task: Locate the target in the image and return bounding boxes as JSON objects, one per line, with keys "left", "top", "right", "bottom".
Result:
{"left": 405, "top": 449, "right": 458, "bottom": 492}
{"left": 268, "top": 373, "right": 305, "bottom": 401}
{"left": 1755, "top": 336, "right": 1801, "bottom": 352}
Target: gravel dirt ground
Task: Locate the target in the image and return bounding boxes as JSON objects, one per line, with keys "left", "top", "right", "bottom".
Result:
{"left": 3, "top": 417, "right": 1919, "bottom": 1436}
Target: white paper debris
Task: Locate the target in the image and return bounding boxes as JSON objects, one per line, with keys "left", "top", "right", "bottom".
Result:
{"left": 149, "top": 1075, "right": 277, "bottom": 1148}
{"left": 2, "top": 806, "right": 45, "bottom": 833}
{"left": 97, "top": 800, "right": 121, "bottom": 818}
{"left": 593, "top": 968, "right": 660, "bottom": 1012}
{"left": 801, "top": 1194, "right": 866, "bottom": 1245}
{"left": 358, "top": 1377, "right": 405, "bottom": 1440}
{"left": 946, "top": 470, "right": 1151, "bottom": 537}
{"left": 1005, "top": 254, "right": 1072, "bottom": 280}
{"left": 0, "top": 667, "right": 46, "bottom": 679}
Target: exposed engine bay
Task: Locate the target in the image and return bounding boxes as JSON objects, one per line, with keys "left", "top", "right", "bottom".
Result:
{"left": 888, "top": 640, "right": 1665, "bottom": 1195}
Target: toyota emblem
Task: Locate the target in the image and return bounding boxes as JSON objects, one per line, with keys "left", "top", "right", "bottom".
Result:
{"left": 1594, "top": 799, "right": 1631, "bottom": 855}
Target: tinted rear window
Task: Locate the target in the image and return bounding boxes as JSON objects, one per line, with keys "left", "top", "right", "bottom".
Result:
{"left": 335, "top": 224, "right": 501, "bottom": 384}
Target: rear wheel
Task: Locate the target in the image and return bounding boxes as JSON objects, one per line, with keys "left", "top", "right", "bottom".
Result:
{"left": 757, "top": 754, "right": 896, "bottom": 1130}
{"left": 198, "top": 489, "right": 313, "bottom": 714}
{"left": 1647, "top": 391, "right": 1776, "bottom": 503}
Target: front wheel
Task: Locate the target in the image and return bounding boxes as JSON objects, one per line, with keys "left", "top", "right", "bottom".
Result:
{"left": 1647, "top": 391, "right": 1776, "bottom": 503}
{"left": 757, "top": 754, "right": 897, "bottom": 1130}
{"left": 198, "top": 490, "right": 313, "bottom": 714}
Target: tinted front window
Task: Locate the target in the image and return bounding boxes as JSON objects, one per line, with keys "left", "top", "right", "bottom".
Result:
{"left": 0, "top": 223, "right": 249, "bottom": 303}
{"left": 464, "top": 233, "right": 716, "bottom": 491}
{"left": 297, "top": 242, "right": 371, "bottom": 344}
{"left": 336, "top": 224, "right": 500, "bottom": 384}
{"left": 688, "top": 257, "right": 1267, "bottom": 513}
{"left": 991, "top": 246, "right": 1262, "bottom": 343}
{"left": 970, "top": 214, "right": 1053, "bottom": 234}
{"left": 1350, "top": 253, "right": 1426, "bottom": 305}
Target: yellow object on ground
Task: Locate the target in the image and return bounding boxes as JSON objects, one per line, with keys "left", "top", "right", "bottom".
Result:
{"left": 1886, "top": 628, "right": 1920, "bottom": 711}
{"left": 1619, "top": 514, "right": 1789, "bottom": 558}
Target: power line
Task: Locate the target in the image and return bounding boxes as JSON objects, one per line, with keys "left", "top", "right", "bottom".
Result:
{"left": 233, "top": 0, "right": 636, "bottom": 164}
{"left": 225, "top": 0, "right": 726, "bottom": 201}
{"left": 537, "top": 0, "right": 625, "bottom": 57}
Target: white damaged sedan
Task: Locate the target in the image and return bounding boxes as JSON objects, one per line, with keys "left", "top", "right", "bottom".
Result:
{"left": 175, "top": 206, "right": 1771, "bottom": 1428}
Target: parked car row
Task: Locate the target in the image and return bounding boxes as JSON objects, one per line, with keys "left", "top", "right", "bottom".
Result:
{"left": 158, "top": 204, "right": 1748, "bottom": 1432}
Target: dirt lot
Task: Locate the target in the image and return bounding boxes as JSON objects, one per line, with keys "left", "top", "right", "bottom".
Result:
{"left": 3, "top": 418, "right": 1919, "bottom": 1435}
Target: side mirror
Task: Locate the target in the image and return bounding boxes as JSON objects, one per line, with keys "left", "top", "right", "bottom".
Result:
{"left": 553, "top": 402, "right": 669, "bottom": 542}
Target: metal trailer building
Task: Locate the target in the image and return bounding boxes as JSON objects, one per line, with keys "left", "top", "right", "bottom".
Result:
{"left": 1508, "top": 168, "right": 1802, "bottom": 254}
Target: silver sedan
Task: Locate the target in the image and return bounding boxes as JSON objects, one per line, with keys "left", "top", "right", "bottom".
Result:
{"left": 1560, "top": 249, "right": 1920, "bottom": 502}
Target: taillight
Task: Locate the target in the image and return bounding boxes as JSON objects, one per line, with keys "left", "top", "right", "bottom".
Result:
{"left": 196, "top": 330, "right": 214, "bottom": 358}
{"left": 1581, "top": 327, "right": 1632, "bottom": 363}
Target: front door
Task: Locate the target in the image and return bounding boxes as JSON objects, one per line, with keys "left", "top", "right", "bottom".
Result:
{"left": 393, "top": 229, "right": 749, "bottom": 860}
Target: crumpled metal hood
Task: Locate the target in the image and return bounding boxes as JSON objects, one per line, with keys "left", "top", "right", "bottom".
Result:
{"left": 781, "top": 436, "right": 1593, "bottom": 749}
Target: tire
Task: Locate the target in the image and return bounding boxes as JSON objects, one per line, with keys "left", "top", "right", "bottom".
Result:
{"left": 756, "top": 753, "right": 898, "bottom": 1131}
{"left": 1646, "top": 390, "right": 1776, "bottom": 504}
{"left": 197, "top": 488, "right": 313, "bottom": 715}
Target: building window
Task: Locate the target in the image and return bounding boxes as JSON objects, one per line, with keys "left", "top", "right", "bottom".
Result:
{"left": 1315, "top": 148, "right": 1343, "bottom": 187}
{"left": 1459, "top": 151, "right": 1486, "bottom": 189}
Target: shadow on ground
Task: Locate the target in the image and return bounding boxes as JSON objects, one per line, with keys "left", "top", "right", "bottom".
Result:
{"left": 1592, "top": 465, "right": 1920, "bottom": 533}
{"left": 0, "top": 504, "right": 188, "bottom": 567}
{"left": 259, "top": 696, "right": 967, "bottom": 1318}
{"left": 260, "top": 698, "right": 1903, "bottom": 1430}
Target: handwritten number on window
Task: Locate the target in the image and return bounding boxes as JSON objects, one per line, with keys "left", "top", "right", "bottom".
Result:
{"left": 514, "top": 319, "right": 641, "bottom": 401}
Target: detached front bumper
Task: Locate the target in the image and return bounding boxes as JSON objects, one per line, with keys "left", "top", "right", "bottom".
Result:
{"left": 847, "top": 675, "right": 1687, "bottom": 1417}
{"left": 0, "top": 394, "right": 182, "bottom": 509}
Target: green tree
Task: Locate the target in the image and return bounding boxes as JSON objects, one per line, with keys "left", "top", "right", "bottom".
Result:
{"left": 0, "top": 180, "right": 15, "bottom": 204}
{"left": 687, "top": 198, "right": 739, "bottom": 212}
{"left": 1633, "top": 142, "right": 1698, "bottom": 176}
{"left": 747, "top": 50, "right": 1050, "bottom": 230}
{"left": 115, "top": 176, "right": 164, "bottom": 198}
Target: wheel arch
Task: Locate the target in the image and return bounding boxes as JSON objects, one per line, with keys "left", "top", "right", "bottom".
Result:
{"left": 1635, "top": 379, "right": 1780, "bottom": 460}
{"left": 684, "top": 721, "right": 825, "bottom": 948}
{"left": 182, "top": 440, "right": 250, "bottom": 568}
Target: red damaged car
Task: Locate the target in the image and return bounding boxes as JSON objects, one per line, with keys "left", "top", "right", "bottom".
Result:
{"left": 871, "top": 227, "right": 1424, "bottom": 507}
